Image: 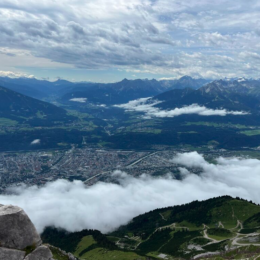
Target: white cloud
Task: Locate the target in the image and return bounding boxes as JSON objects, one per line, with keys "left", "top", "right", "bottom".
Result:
{"left": 159, "top": 77, "right": 179, "bottom": 81}
{"left": 115, "top": 98, "right": 249, "bottom": 118}
{"left": 198, "top": 32, "right": 231, "bottom": 46}
{"left": 69, "top": 98, "right": 87, "bottom": 103}
{"left": 31, "top": 139, "right": 40, "bottom": 145}
{"left": 239, "top": 51, "right": 260, "bottom": 61}
{"left": 0, "top": 1, "right": 260, "bottom": 78}
{"left": 0, "top": 70, "right": 34, "bottom": 78}
{"left": 1, "top": 152, "right": 260, "bottom": 234}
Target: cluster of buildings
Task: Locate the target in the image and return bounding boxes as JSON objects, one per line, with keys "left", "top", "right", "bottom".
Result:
{"left": 0, "top": 147, "right": 237, "bottom": 192}
{"left": 0, "top": 148, "right": 147, "bottom": 191}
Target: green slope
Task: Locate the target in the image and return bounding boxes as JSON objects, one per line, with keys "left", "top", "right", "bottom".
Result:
{"left": 42, "top": 196, "right": 260, "bottom": 260}
{"left": 112, "top": 196, "right": 260, "bottom": 238}
{"left": 42, "top": 227, "right": 148, "bottom": 260}
{"left": 0, "top": 85, "right": 74, "bottom": 125}
{"left": 110, "top": 196, "right": 260, "bottom": 259}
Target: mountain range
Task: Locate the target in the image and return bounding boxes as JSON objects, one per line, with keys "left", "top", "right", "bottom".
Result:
{"left": 0, "top": 76, "right": 210, "bottom": 103}
{"left": 2, "top": 76, "right": 260, "bottom": 109}
{"left": 3, "top": 75, "right": 259, "bottom": 113}
{"left": 153, "top": 79, "right": 260, "bottom": 112}
{"left": 2, "top": 76, "right": 260, "bottom": 151}
{"left": 61, "top": 76, "right": 210, "bottom": 105}
{"left": 0, "top": 77, "right": 75, "bottom": 99}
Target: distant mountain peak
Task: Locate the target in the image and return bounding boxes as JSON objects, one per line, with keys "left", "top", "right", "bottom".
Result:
{"left": 179, "top": 75, "right": 193, "bottom": 80}
{"left": 121, "top": 78, "right": 129, "bottom": 82}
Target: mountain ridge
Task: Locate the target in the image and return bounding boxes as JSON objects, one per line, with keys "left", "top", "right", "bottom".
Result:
{"left": 41, "top": 196, "right": 260, "bottom": 260}
{"left": 0, "top": 85, "right": 74, "bottom": 126}
{"left": 61, "top": 77, "right": 210, "bottom": 105}
{"left": 152, "top": 79, "right": 260, "bottom": 112}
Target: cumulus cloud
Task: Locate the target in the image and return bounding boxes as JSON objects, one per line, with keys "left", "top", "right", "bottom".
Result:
{"left": 115, "top": 98, "right": 249, "bottom": 118}
{"left": 1, "top": 152, "right": 260, "bottom": 234}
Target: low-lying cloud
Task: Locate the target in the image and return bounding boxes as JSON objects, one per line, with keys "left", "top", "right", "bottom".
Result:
{"left": 0, "top": 70, "right": 34, "bottom": 78}
{"left": 1, "top": 152, "right": 260, "bottom": 234}
{"left": 30, "top": 139, "right": 40, "bottom": 145}
{"left": 69, "top": 98, "right": 87, "bottom": 103}
{"left": 115, "top": 98, "right": 249, "bottom": 118}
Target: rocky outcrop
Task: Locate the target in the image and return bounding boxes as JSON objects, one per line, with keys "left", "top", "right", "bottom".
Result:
{"left": 24, "top": 246, "right": 53, "bottom": 260}
{"left": 0, "top": 248, "right": 25, "bottom": 260}
{"left": 48, "top": 246, "right": 78, "bottom": 260}
{"left": 68, "top": 253, "right": 77, "bottom": 260}
{"left": 0, "top": 204, "right": 53, "bottom": 260}
{"left": 0, "top": 205, "right": 41, "bottom": 250}
{"left": 0, "top": 204, "right": 79, "bottom": 260}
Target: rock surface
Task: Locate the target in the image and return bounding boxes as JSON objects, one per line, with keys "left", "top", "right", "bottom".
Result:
{"left": 0, "top": 204, "right": 78, "bottom": 260}
{"left": 0, "top": 205, "right": 41, "bottom": 250}
{"left": 68, "top": 253, "right": 78, "bottom": 260}
{"left": 24, "top": 245, "right": 53, "bottom": 260}
{"left": 49, "top": 246, "right": 78, "bottom": 260}
{"left": 0, "top": 248, "right": 25, "bottom": 260}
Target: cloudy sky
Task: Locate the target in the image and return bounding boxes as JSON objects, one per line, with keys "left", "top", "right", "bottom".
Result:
{"left": 0, "top": 0, "right": 259, "bottom": 81}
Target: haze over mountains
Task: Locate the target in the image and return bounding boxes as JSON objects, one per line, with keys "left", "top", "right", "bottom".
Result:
{"left": 0, "top": 76, "right": 209, "bottom": 102}
{"left": 0, "top": 77, "right": 75, "bottom": 99}
{"left": 2, "top": 75, "right": 260, "bottom": 110}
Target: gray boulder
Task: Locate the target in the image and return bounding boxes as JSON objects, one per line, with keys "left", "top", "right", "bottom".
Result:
{"left": 68, "top": 252, "right": 78, "bottom": 260}
{"left": 0, "top": 205, "right": 41, "bottom": 250}
{"left": 24, "top": 245, "right": 53, "bottom": 260}
{"left": 0, "top": 247, "right": 25, "bottom": 260}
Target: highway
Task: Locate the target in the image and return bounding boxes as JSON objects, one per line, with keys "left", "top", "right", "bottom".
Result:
{"left": 84, "top": 151, "right": 161, "bottom": 184}
{"left": 126, "top": 151, "right": 161, "bottom": 167}
{"left": 84, "top": 171, "right": 110, "bottom": 184}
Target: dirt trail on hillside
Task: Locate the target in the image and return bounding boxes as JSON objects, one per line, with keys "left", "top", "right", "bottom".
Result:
{"left": 218, "top": 221, "right": 224, "bottom": 228}
{"left": 202, "top": 224, "right": 218, "bottom": 244}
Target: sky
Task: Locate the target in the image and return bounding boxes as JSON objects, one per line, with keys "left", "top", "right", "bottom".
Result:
{"left": 0, "top": 0, "right": 260, "bottom": 82}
